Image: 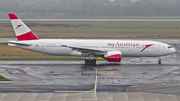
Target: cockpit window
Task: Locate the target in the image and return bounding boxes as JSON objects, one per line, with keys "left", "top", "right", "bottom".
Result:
{"left": 168, "top": 46, "right": 172, "bottom": 48}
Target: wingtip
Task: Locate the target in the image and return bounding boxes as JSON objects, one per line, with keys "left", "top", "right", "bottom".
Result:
{"left": 8, "top": 13, "right": 19, "bottom": 20}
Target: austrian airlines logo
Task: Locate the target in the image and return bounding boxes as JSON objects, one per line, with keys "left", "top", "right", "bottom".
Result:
{"left": 140, "top": 44, "right": 154, "bottom": 52}
{"left": 15, "top": 24, "right": 23, "bottom": 29}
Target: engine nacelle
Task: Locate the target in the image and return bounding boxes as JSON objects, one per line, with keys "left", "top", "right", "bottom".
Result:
{"left": 104, "top": 51, "right": 122, "bottom": 62}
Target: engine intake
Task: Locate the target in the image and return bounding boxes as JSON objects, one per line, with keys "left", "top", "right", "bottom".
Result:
{"left": 104, "top": 51, "right": 122, "bottom": 62}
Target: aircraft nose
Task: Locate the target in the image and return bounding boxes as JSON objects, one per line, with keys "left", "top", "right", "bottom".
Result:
{"left": 171, "top": 48, "right": 177, "bottom": 53}
{"left": 167, "top": 46, "right": 177, "bottom": 54}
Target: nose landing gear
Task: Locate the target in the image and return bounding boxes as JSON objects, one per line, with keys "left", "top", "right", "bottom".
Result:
{"left": 158, "top": 57, "right": 162, "bottom": 64}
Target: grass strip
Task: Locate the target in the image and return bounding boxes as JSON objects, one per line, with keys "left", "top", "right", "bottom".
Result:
{"left": 0, "top": 57, "right": 86, "bottom": 61}
{"left": 1, "top": 21, "right": 180, "bottom": 39}
{"left": 0, "top": 75, "right": 11, "bottom": 81}
{"left": 0, "top": 57, "right": 106, "bottom": 61}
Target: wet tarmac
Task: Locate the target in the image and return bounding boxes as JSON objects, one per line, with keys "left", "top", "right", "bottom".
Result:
{"left": 0, "top": 43, "right": 179, "bottom": 95}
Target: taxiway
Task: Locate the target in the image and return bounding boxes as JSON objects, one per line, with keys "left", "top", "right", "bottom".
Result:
{"left": 0, "top": 42, "right": 180, "bottom": 101}
{"left": 0, "top": 45, "right": 179, "bottom": 94}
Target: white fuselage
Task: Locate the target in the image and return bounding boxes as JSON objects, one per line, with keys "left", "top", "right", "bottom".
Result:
{"left": 8, "top": 39, "right": 176, "bottom": 57}
{"left": 7, "top": 13, "right": 177, "bottom": 64}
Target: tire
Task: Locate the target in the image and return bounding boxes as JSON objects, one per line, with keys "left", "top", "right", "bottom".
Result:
{"left": 85, "top": 59, "right": 96, "bottom": 66}
{"left": 85, "top": 59, "right": 89, "bottom": 65}
{"left": 93, "top": 59, "right": 96, "bottom": 65}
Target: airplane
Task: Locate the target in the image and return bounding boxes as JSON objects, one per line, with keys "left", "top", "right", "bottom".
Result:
{"left": 8, "top": 13, "right": 176, "bottom": 65}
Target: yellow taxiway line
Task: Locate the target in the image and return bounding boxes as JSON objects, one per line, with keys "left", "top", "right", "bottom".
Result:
{"left": 169, "top": 43, "right": 180, "bottom": 53}
{"left": 85, "top": 66, "right": 108, "bottom": 101}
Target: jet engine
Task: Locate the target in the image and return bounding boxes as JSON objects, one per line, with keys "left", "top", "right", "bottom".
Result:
{"left": 104, "top": 51, "right": 122, "bottom": 62}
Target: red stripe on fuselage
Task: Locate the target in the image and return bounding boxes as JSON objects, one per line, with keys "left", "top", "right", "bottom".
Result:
{"left": 17, "top": 31, "right": 39, "bottom": 41}
{"left": 8, "top": 14, "right": 19, "bottom": 20}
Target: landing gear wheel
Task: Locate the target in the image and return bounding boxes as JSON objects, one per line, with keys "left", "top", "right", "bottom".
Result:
{"left": 85, "top": 59, "right": 96, "bottom": 66}
{"left": 158, "top": 57, "right": 162, "bottom": 64}
{"left": 91, "top": 59, "right": 96, "bottom": 65}
{"left": 85, "top": 59, "right": 89, "bottom": 65}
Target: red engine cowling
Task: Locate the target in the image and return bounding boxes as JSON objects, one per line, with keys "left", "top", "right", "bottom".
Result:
{"left": 104, "top": 51, "right": 122, "bottom": 62}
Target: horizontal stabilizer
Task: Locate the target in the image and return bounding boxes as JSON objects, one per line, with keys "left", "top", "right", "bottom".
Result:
{"left": 8, "top": 41, "right": 32, "bottom": 46}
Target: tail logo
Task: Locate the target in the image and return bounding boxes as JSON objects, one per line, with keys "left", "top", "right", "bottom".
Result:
{"left": 16, "top": 24, "right": 23, "bottom": 29}
{"left": 9, "top": 13, "right": 39, "bottom": 41}
{"left": 140, "top": 44, "right": 154, "bottom": 52}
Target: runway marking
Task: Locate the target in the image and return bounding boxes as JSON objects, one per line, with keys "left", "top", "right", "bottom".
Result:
{"left": 169, "top": 43, "right": 180, "bottom": 53}
{"left": 85, "top": 65, "right": 109, "bottom": 101}
{"left": 98, "top": 72, "right": 115, "bottom": 75}
{"left": 54, "top": 91, "right": 93, "bottom": 93}
{"left": 85, "top": 64, "right": 134, "bottom": 101}
{"left": 56, "top": 90, "right": 94, "bottom": 97}
{"left": 94, "top": 68, "right": 98, "bottom": 98}
{"left": 85, "top": 66, "right": 98, "bottom": 98}
{"left": 98, "top": 64, "right": 133, "bottom": 70}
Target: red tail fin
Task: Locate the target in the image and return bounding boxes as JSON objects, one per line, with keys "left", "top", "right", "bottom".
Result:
{"left": 8, "top": 13, "right": 39, "bottom": 41}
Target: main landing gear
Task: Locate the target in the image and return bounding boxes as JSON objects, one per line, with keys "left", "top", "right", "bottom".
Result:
{"left": 85, "top": 54, "right": 96, "bottom": 65}
{"left": 85, "top": 59, "right": 96, "bottom": 65}
{"left": 158, "top": 57, "right": 162, "bottom": 64}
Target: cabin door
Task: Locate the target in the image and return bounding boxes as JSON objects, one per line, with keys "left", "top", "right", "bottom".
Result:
{"left": 41, "top": 43, "right": 45, "bottom": 50}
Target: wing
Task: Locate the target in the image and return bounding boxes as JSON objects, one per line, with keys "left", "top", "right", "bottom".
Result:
{"left": 62, "top": 45, "right": 106, "bottom": 54}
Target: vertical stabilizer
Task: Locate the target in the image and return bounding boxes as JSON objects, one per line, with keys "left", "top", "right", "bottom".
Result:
{"left": 8, "top": 13, "right": 39, "bottom": 41}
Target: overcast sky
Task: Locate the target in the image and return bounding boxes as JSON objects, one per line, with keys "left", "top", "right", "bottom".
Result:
{"left": 0, "top": 0, "right": 180, "bottom": 16}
